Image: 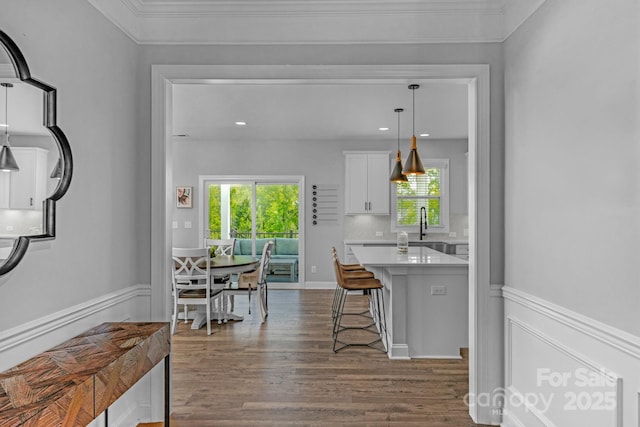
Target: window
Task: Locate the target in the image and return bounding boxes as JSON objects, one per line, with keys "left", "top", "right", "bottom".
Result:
{"left": 205, "top": 181, "right": 299, "bottom": 242}
{"left": 392, "top": 159, "right": 449, "bottom": 233}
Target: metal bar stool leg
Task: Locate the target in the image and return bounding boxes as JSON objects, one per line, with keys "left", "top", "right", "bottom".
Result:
{"left": 332, "top": 287, "right": 347, "bottom": 338}
{"left": 332, "top": 283, "right": 341, "bottom": 320}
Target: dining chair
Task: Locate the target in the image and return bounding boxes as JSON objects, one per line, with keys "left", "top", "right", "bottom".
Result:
{"left": 226, "top": 240, "right": 274, "bottom": 323}
{"left": 204, "top": 238, "right": 237, "bottom": 257}
{"left": 171, "top": 247, "right": 222, "bottom": 335}
{"left": 204, "top": 238, "right": 236, "bottom": 321}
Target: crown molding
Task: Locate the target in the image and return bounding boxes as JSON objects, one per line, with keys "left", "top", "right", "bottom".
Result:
{"left": 88, "top": 0, "right": 545, "bottom": 45}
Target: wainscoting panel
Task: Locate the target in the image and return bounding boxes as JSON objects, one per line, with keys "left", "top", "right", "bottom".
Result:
{"left": 502, "top": 287, "right": 639, "bottom": 427}
{"left": 0, "top": 284, "right": 152, "bottom": 427}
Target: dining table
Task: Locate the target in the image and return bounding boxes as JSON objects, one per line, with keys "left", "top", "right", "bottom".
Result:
{"left": 190, "top": 254, "right": 260, "bottom": 329}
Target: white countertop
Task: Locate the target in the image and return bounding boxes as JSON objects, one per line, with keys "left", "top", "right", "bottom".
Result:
{"left": 352, "top": 245, "right": 468, "bottom": 267}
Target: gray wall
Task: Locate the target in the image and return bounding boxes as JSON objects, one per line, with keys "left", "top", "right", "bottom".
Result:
{"left": 504, "top": 0, "right": 639, "bottom": 334}
{"left": 0, "top": 0, "right": 144, "bottom": 331}
{"left": 172, "top": 138, "right": 468, "bottom": 282}
{"left": 139, "top": 42, "right": 504, "bottom": 285}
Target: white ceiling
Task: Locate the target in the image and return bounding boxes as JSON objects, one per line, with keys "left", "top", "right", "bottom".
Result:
{"left": 88, "top": 0, "right": 545, "bottom": 143}
{"left": 88, "top": 0, "right": 546, "bottom": 45}
{"left": 172, "top": 82, "right": 469, "bottom": 142}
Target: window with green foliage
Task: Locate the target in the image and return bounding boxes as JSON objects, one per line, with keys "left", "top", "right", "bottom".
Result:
{"left": 205, "top": 181, "right": 299, "bottom": 241}
{"left": 392, "top": 159, "right": 449, "bottom": 233}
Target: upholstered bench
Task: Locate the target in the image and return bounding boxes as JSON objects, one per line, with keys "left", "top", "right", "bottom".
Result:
{"left": 234, "top": 237, "right": 298, "bottom": 280}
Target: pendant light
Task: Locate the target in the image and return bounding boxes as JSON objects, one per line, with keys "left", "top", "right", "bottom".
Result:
{"left": 402, "top": 84, "right": 425, "bottom": 175}
{"left": 389, "top": 108, "right": 408, "bottom": 183}
{"left": 0, "top": 83, "right": 19, "bottom": 172}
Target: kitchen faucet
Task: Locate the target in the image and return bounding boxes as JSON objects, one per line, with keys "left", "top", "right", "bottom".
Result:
{"left": 419, "top": 206, "right": 428, "bottom": 240}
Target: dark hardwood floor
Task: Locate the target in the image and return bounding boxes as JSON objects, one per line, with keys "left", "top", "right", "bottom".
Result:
{"left": 170, "top": 289, "right": 490, "bottom": 426}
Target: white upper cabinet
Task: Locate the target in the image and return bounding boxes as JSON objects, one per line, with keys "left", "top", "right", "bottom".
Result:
{"left": 344, "top": 151, "right": 390, "bottom": 215}
{"left": 1, "top": 147, "right": 48, "bottom": 210}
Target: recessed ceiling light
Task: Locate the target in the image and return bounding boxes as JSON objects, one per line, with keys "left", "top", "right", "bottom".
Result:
{"left": 420, "top": 133, "right": 430, "bottom": 137}
{"left": 379, "top": 127, "right": 389, "bottom": 131}
{"left": 235, "top": 121, "right": 247, "bottom": 126}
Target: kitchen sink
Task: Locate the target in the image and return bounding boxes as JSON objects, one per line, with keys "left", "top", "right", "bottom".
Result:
{"left": 410, "top": 241, "right": 456, "bottom": 254}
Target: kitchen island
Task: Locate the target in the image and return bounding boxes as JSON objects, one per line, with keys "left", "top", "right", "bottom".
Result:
{"left": 351, "top": 245, "right": 468, "bottom": 359}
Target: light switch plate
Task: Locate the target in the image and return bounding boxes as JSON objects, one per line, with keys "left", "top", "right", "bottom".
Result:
{"left": 375, "top": 231, "right": 383, "bottom": 237}
{"left": 184, "top": 221, "right": 192, "bottom": 229}
{"left": 449, "top": 232, "right": 457, "bottom": 237}
{"left": 172, "top": 221, "right": 178, "bottom": 229}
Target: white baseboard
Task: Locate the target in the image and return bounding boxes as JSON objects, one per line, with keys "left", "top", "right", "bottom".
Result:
{"left": 261, "top": 281, "right": 334, "bottom": 290}
{"left": 389, "top": 344, "right": 410, "bottom": 360}
{"left": 0, "top": 284, "right": 153, "bottom": 426}
{"left": 502, "top": 286, "right": 638, "bottom": 427}
{"left": 303, "top": 281, "right": 335, "bottom": 290}
{"left": 222, "top": 282, "right": 335, "bottom": 291}
{"left": 269, "top": 282, "right": 303, "bottom": 290}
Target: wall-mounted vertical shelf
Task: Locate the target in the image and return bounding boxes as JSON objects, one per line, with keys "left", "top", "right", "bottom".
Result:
{"left": 311, "top": 184, "right": 339, "bottom": 226}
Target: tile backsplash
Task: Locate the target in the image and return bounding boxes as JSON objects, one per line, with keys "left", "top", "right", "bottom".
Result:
{"left": 344, "top": 214, "right": 469, "bottom": 241}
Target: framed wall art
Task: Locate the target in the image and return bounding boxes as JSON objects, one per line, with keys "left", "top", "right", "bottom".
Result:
{"left": 176, "top": 186, "right": 192, "bottom": 208}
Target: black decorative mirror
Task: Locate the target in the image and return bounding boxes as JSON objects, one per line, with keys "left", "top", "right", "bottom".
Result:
{"left": 0, "top": 30, "right": 72, "bottom": 276}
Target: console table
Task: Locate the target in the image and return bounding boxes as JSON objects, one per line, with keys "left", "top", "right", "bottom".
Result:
{"left": 0, "top": 322, "right": 171, "bottom": 426}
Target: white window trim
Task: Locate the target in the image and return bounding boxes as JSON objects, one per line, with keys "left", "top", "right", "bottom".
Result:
{"left": 391, "top": 158, "right": 450, "bottom": 234}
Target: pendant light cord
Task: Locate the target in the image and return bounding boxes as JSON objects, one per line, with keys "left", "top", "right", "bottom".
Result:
{"left": 397, "top": 110, "right": 401, "bottom": 150}
{"left": 394, "top": 107, "right": 404, "bottom": 151}
{"left": 3, "top": 84, "right": 7, "bottom": 137}
{"left": 412, "top": 86, "right": 415, "bottom": 136}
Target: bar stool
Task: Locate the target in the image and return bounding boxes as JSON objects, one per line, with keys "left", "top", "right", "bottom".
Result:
{"left": 330, "top": 247, "right": 374, "bottom": 320}
{"left": 332, "top": 256, "right": 388, "bottom": 353}
{"left": 331, "top": 246, "right": 368, "bottom": 271}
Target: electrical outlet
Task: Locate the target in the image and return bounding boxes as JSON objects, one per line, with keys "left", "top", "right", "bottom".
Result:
{"left": 375, "top": 231, "right": 383, "bottom": 237}
{"left": 172, "top": 221, "right": 178, "bottom": 229}
{"left": 431, "top": 286, "right": 446, "bottom": 295}
{"left": 5, "top": 225, "right": 13, "bottom": 231}
{"left": 449, "top": 232, "right": 457, "bottom": 238}
{"left": 311, "top": 265, "right": 317, "bottom": 273}
{"left": 463, "top": 228, "right": 469, "bottom": 237}
{"left": 184, "top": 221, "right": 192, "bottom": 229}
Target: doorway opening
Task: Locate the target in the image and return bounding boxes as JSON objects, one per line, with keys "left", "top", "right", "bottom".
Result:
{"left": 151, "top": 64, "right": 495, "bottom": 424}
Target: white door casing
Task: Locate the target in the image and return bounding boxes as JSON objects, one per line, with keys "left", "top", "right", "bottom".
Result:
{"left": 151, "top": 64, "right": 495, "bottom": 424}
